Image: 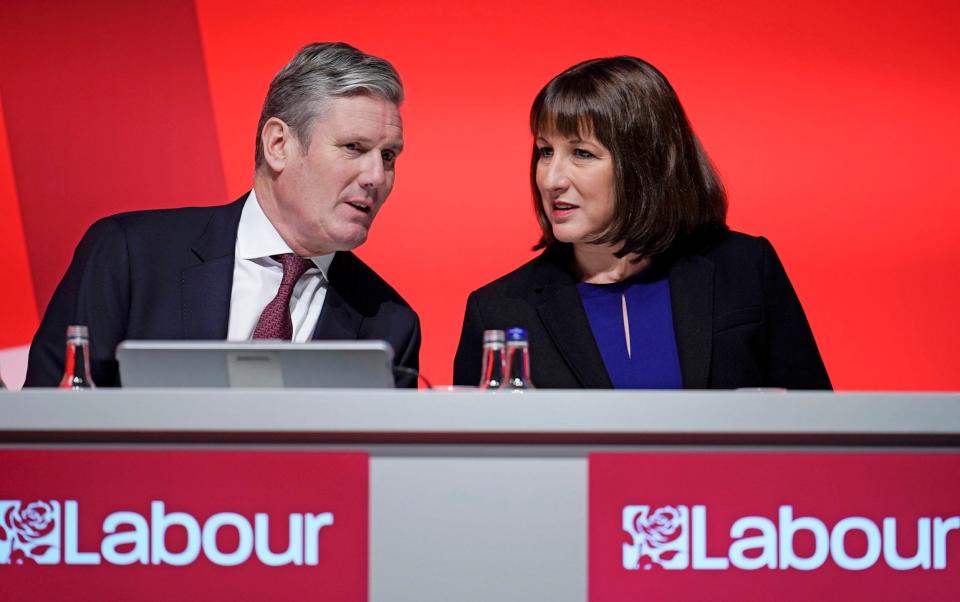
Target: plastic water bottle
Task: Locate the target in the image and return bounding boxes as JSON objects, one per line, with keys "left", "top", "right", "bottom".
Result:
{"left": 59, "top": 325, "right": 95, "bottom": 389}
{"left": 478, "top": 329, "right": 506, "bottom": 389}
{"left": 504, "top": 327, "right": 535, "bottom": 391}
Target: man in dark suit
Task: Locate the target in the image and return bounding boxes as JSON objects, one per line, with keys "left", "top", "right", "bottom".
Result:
{"left": 25, "top": 42, "right": 420, "bottom": 388}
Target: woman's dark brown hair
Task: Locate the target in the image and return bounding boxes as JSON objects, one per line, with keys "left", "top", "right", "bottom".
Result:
{"left": 531, "top": 56, "right": 727, "bottom": 258}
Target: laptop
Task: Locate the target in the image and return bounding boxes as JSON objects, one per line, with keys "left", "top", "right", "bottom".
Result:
{"left": 115, "top": 340, "right": 395, "bottom": 388}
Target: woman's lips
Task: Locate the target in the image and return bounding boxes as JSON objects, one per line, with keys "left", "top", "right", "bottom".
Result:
{"left": 550, "top": 201, "right": 579, "bottom": 218}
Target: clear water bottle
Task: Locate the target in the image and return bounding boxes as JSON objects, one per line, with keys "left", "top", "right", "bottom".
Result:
{"left": 59, "top": 325, "right": 95, "bottom": 389}
{"left": 478, "top": 329, "right": 506, "bottom": 389}
{"left": 504, "top": 327, "right": 534, "bottom": 391}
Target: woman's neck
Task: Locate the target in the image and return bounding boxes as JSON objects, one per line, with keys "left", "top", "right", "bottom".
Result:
{"left": 573, "top": 243, "right": 650, "bottom": 284}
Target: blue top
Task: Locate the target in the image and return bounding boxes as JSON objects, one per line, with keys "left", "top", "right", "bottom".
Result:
{"left": 576, "top": 270, "right": 683, "bottom": 389}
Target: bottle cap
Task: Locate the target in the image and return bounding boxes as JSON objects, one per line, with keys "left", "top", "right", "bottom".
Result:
{"left": 66, "top": 325, "right": 89, "bottom": 339}
{"left": 483, "top": 329, "right": 505, "bottom": 343}
{"left": 506, "top": 327, "right": 527, "bottom": 342}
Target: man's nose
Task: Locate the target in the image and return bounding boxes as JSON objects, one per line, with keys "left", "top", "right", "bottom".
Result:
{"left": 359, "top": 153, "right": 386, "bottom": 189}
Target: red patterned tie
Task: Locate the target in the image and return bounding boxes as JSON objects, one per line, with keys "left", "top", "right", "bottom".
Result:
{"left": 252, "top": 254, "right": 315, "bottom": 340}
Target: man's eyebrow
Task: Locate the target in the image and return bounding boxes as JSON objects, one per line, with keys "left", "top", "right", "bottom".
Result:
{"left": 340, "top": 134, "right": 376, "bottom": 144}
{"left": 340, "top": 134, "right": 403, "bottom": 151}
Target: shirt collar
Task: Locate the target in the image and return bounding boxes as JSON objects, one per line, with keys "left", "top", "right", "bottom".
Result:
{"left": 236, "top": 189, "right": 335, "bottom": 279}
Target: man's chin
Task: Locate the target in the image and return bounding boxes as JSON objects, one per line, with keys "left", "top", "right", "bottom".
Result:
{"left": 298, "top": 224, "right": 371, "bottom": 255}
{"left": 329, "top": 230, "right": 370, "bottom": 253}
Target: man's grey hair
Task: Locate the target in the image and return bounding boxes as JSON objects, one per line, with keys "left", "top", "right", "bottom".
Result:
{"left": 254, "top": 42, "right": 404, "bottom": 169}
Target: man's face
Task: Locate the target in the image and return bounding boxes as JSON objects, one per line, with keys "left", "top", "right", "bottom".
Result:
{"left": 273, "top": 95, "right": 403, "bottom": 255}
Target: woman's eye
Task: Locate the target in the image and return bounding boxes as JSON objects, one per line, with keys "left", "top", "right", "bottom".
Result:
{"left": 344, "top": 143, "right": 362, "bottom": 153}
{"left": 537, "top": 147, "right": 553, "bottom": 158}
{"left": 574, "top": 149, "right": 596, "bottom": 159}
{"left": 382, "top": 150, "right": 396, "bottom": 165}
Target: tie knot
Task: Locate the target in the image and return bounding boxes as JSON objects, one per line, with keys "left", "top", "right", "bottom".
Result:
{"left": 276, "top": 253, "right": 314, "bottom": 286}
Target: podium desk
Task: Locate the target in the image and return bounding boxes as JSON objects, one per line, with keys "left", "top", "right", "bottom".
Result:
{"left": 2, "top": 390, "right": 959, "bottom": 601}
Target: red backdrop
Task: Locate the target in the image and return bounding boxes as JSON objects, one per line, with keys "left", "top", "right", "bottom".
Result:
{"left": 2, "top": 0, "right": 958, "bottom": 389}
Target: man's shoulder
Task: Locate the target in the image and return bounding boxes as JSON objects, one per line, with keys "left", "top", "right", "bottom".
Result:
{"left": 78, "top": 198, "right": 245, "bottom": 254}
{"left": 330, "top": 251, "right": 418, "bottom": 315}
{"left": 95, "top": 200, "right": 240, "bottom": 233}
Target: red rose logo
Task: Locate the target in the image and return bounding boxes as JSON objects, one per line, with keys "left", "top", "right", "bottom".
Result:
{"left": 623, "top": 504, "right": 689, "bottom": 570}
{"left": 7, "top": 501, "right": 56, "bottom": 543}
{"left": 1, "top": 500, "right": 59, "bottom": 565}
{"left": 636, "top": 505, "right": 683, "bottom": 548}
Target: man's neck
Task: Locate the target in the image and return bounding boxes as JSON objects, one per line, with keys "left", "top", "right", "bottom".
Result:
{"left": 251, "top": 173, "right": 326, "bottom": 257}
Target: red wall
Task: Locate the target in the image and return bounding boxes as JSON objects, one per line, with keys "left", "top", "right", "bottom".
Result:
{"left": 2, "top": 0, "right": 958, "bottom": 389}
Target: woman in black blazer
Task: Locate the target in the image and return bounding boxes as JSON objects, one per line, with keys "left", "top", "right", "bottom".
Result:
{"left": 453, "top": 57, "right": 830, "bottom": 390}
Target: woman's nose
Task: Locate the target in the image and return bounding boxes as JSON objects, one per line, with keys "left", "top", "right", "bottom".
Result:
{"left": 540, "top": 158, "right": 570, "bottom": 192}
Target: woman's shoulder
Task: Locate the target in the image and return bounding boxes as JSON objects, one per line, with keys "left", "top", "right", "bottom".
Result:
{"left": 468, "top": 246, "right": 573, "bottom": 301}
{"left": 679, "top": 227, "right": 774, "bottom": 263}
{"left": 673, "top": 228, "right": 793, "bottom": 295}
{"left": 468, "top": 255, "right": 546, "bottom": 297}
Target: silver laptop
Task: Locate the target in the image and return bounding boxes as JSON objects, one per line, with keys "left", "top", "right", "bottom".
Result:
{"left": 116, "top": 341, "right": 395, "bottom": 388}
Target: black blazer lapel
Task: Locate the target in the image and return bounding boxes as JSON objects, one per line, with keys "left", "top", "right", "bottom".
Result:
{"left": 181, "top": 197, "right": 246, "bottom": 340}
{"left": 533, "top": 252, "right": 612, "bottom": 388}
{"left": 668, "top": 254, "right": 714, "bottom": 388}
{"left": 311, "top": 252, "right": 364, "bottom": 340}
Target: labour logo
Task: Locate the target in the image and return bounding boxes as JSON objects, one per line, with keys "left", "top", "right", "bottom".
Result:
{"left": 0, "top": 500, "right": 61, "bottom": 565}
{"left": 622, "top": 505, "right": 689, "bottom": 570}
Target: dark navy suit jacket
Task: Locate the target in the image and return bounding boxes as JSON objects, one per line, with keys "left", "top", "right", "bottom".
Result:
{"left": 25, "top": 196, "right": 421, "bottom": 388}
{"left": 454, "top": 230, "right": 830, "bottom": 389}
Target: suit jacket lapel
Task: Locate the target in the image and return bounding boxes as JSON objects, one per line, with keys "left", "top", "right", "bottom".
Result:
{"left": 533, "top": 250, "right": 612, "bottom": 388}
{"left": 182, "top": 196, "right": 247, "bottom": 339}
{"left": 668, "top": 254, "right": 714, "bottom": 388}
{"left": 311, "top": 252, "right": 364, "bottom": 340}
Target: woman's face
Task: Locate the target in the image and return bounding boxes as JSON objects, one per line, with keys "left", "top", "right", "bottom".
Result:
{"left": 535, "top": 128, "right": 616, "bottom": 246}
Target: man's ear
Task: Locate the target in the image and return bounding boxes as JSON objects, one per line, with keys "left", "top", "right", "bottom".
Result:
{"left": 261, "top": 117, "right": 296, "bottom": 172}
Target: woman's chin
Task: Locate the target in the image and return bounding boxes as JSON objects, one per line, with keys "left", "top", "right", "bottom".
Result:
{"left": 553, "top": 227, "right": 605, "bottom": 247}
{"left": 551, "top": 226, "right": 583, "bottom": 245}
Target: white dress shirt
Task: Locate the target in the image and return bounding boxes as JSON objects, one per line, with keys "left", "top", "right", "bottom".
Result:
{"left": 227, "top": 190, "right": 335, "bottom": 342}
